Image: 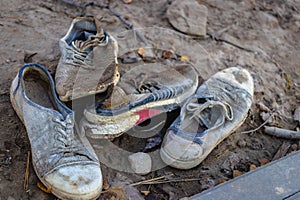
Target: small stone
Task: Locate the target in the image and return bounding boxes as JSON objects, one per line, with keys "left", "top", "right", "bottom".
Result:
{"left": 167, "top": 0, "right": 207, "bottom": 38}
{"left": 199, "top": 177, "right": 215, "bottom": 190}
{"left": 237, "top": 139, "right": 247, "bottom": 148}
{"left": 291, "top": 143, "right": 298, "bottom": 151}
{"left": 137, "top": 47, "right": 156, "bottom": 61}
{"left": 293, "top": 107, "right": 300, "bottom": 122}
{"left": 128, "top": 152, "right": 152, "bottom": 175}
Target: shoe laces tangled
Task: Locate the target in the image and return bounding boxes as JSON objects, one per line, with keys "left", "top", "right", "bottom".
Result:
{"left": 183, "top": 99, "right": 233, "bottom": 132}
{"left": 180, "top": 97, "right": 233, "bottom": 144}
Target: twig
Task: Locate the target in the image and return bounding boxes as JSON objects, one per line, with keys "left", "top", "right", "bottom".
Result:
{"left": 195, "top": 0, "right": 219, "bottom": 9}
{"left": 60, "top": 0, "right": 149, "bottom": 46}
{"left": 130, "top": 176, "right": 165, "bottom": 186}
{"left": 239, "top": 112, "right": 274, "bottom": 134}
{"left": 264, "top": 126, "right": 300, "bottom": 139}
{"left": 134, "top": 178, "right": 202, "bottom": 185}
{"left": 24, "top": 151, "right": 30, "bottom": 190}
{"left": 130, "top": 176, "right": 202, "bottom": 186}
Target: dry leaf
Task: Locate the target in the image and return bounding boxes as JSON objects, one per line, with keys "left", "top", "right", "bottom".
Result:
{"left": 103, "top": 182, "right": 110, "bottom": 190}
{"left": 137, "top": 47, "right": 145, "bottom": 57}
{"left": 217, "top": 179, "right": 227, "bottom": 185}
{"left": 141, "top": 191, "right": 150, "bottom": 196}
{"left": 37, "top": 182, "right": 51, "bottom": 193}
{"left": 162, "top": 50, "right": 175, "bottom": 59}
{"left": 123, "top": 0, "right": 132, "bottom": 4}
{"left": 180, "top": 55, "right": 190, "bottom": 62}
{"left": 232, "top": 170, "right": 243, "bottom": 178}
{"left": 249, "top": 164, "right": 257, "bottom": 171}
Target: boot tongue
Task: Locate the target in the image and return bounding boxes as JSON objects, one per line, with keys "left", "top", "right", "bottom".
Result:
{"left": 102, "top": 86, "right": 129, "bottom": 109}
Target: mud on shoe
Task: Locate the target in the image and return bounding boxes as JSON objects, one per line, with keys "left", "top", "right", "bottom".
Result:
{"left": 10, "top": 63, "right": 102, "bottom": 200}
{"left": 160, "top": 67, "right": 254, "bottom": 169}
{"left": 55, "top": 16, "right": 119, "bottom": 102}
{"left": 82, "top": 61, "right": 199, "bottom": 139}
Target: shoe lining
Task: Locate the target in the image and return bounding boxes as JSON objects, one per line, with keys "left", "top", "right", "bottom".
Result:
{"left": 24, "top": 70, "right": 56, "bottom": 110}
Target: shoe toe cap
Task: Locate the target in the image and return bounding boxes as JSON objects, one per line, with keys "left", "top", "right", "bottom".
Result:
{"left": 215, "top": 67, "right": 254, "bottom": 95}
{"left": 161, "top": 130, "right": 204, "bottom": 169}
{"left": 45, "top": 164, "right": 102, "bottom": 199}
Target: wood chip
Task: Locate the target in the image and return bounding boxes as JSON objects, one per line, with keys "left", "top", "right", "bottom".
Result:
{"left": 264, "top": 126, "right": 300, "bottom": 140}
{"left": 258, "top": 157, "right": 270, "bottom": 166}
{"left": 24, "top": 151, "right": 30, "bottom": 190}
{"left": 272, "top": 141, "right": 291, "bottom": 161}
{"left": 294, "top": 107, "right": 300, "bottom": 122}
{"left": 256, "top": 102, "right": 271, "bottom": 112}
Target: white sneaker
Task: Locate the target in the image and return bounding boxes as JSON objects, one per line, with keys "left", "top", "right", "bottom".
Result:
{"left": 160, "top": 67, "right": 254, "bottom": 169}
{"left": 10, "top": 63, "right": 102, "bottom": 200}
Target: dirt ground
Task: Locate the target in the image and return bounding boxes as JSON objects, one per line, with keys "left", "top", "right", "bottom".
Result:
{"left": 0, "top": 0, "right": 300, "bottom": 199}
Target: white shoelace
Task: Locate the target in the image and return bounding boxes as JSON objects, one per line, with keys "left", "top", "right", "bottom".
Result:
{"left": 181, "top": 99, "right": 233, "bottom": 132}
{"left": 53, "top": 114, "right": 74, "bottom": 147}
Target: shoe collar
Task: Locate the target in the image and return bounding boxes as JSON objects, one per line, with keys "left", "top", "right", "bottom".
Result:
{"left": 14, "top": 63, "right": 73, "bottom": 120}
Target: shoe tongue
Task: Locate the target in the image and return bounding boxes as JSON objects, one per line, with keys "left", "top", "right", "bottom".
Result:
{"left": 72, "top": 19, "right": 106, "bottom": 52}
{"left": 102, "top": 86, "right": 129, "bottom": 109}
{"left": 72, "top": 33, "right": 101, "bottom": 53}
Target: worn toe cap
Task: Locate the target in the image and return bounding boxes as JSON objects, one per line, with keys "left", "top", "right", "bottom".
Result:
{"left": 214, "top": 67, "right": 254, "bottom": 96}
{"left": 45, "top": 164, "right": 102, "bottom": 200}
{"left": 160, "top": 130, "right": 204, "bottom": 169}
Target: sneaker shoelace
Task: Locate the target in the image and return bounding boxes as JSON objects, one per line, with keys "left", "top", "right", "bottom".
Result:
{"left": 53, "top": 114, "right": 75, "bottom": 147}
{"left": 49, "top": 114, "right": 97, "bottom": 167}
{"left": 179, "top": 98, "right": 233, "bottom": 144}
{"left": 68, "top": 33, "right": 109, "bottom": 69}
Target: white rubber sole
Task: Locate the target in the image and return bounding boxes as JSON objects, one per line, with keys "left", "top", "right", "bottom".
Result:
{"left": 84, "top": 79, "right": 198, "bottom": 138}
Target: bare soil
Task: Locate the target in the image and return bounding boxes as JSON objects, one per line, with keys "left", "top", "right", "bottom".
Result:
{"left": 0, "top": 0, "right": 299, "bottom": 199}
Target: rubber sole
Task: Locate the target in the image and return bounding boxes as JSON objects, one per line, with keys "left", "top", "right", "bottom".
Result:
{"left": 83, "top": 80, "right": 198, "bottom": 138}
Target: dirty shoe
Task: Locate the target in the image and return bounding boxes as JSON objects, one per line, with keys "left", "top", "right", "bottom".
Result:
{"left": 82, "top": 61, "right": 199, "bottom": 138}
{"left": 10, "top": 63, "right": 102, "bottom": 200}
{"left": 160, "top": 67, "right": 254, "bottom": 169}
{"left": 55, "top": 16, "right": 119, "bottom": 102}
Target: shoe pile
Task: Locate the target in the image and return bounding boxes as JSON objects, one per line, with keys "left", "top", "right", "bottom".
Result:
{"left": 10, "top": 17, "right": 254, "bottom": 199}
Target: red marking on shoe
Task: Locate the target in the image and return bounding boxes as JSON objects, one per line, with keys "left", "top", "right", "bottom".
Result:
{"left": 135, "top": 109, "right": 162, "bottom": 125}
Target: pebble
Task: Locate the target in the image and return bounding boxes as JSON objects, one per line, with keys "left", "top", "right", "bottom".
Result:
{"left": 128, "top": 152, "right": 152, "bottom": 175}
{"left": 293, "top": 107, "right": 300, "bottom": 122}
{"left": 199, "top": 177, "right": 215, "bottom": 190}
{"left": 166, "top": 0, "right": 207, "bottom": 38}
{"left": 237, "top": 139, "right": 247, "bottom": 148}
